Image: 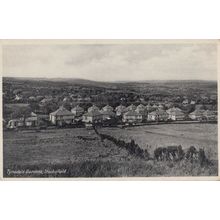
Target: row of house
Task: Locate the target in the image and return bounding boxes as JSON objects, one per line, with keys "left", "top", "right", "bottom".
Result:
{"left": 123, "top": 107, "right": 186, "bottom": 123}
{"left": 50, "top": 104, "right": 217, "bottom": 125}
{"left": 6, "top": 103, "right": 217, "bottom": 129}
{"left": 7, "top": 112, "right": 49, "bottom": 129}
{"left": 188, "top": 109, "right": 217, "bottom": 121}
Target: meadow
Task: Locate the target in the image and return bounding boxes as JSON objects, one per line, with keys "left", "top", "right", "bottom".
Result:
{"left": 100, "top": 123, "right": 218, "bottom": 160}
{"left": 3, "top": 123, "right": 218, "bottom": 177}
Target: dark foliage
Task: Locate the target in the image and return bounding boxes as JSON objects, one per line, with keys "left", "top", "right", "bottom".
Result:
{"left": 93, "top": 126, "right": 149, "bottom": 160}
{"left": 154, "top": 145, "right": 210, "bottom": 167}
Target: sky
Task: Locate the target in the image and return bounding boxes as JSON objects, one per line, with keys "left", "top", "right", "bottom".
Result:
{"left": 2, "top": 43, "right": 218, "bottom": 81}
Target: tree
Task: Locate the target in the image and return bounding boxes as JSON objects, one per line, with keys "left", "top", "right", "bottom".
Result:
{"left": 3, "top": 106, "right": 13, "bottom": 119}
{"left": 11, "top": 106, "right": 32, "bottom": 119}
{"left": 40, "top": 102, "right": 58, "bottom": 114}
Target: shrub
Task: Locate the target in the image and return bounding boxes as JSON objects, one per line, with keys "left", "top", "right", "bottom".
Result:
{"left": 154, "top": 145, "right": 210, "bottom": 167}
{"left": 98, "top": 132, "right": 149, "bottom": 160}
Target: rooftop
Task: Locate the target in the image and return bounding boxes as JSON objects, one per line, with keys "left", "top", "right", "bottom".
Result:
{"left": 115, "top": 104, "right": 126, "bottom": 111}
{"left": 124, "top": 110, "right": 141, "bottom": 117}
{"left": 102, "top": 105, "right": 114, "bottom": 111}
{"left": 126, "top": 104, "right": 136, "bottom": 111}
{"left": 136, "top": 104, "right": 145, "bottom": 109}
{"left": 101, "top": 110, "right": 115, "bottom": 116}
{"left": 83, "top": 110, "right": 102, "bottom": 117}
{"left": 50, "top": 106, "right": 73, "bottom": 116}
{"left": 166, "top": 107, "right": 184, "bottom": 115}
{"left": 71, "top": 105, "right": 84, "bottom": 111}
{"left": 88, "top": 105, "right": 100, "bottom": 112}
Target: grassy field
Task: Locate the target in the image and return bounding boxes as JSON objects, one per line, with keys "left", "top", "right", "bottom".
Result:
{"left": 100, "top": 123, "right": 218, "bottom": 160}
{"left": 3, "top": 123, "right": 218, "bottom": 177}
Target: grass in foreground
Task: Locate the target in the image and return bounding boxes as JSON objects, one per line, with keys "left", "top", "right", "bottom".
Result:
{"left": 3, "top": 125, "right": 218, "bottom": 178}
{"left": 4, "top": 159, "right": 218, "bottom": 178}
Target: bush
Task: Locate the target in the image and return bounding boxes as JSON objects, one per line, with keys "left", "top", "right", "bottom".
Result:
{"left": 98, "top": 133, "right": 149, "bottom": 160}
{"left": 154, "top": 145, "right": 210, "bottom": 167}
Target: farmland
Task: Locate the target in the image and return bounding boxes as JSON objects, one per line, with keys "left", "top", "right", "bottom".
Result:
{"left": 100, "top": 123, "right": 218, "bottom": 160}
{"left": 3, "top": 123, "right": 218, "bottom": 177}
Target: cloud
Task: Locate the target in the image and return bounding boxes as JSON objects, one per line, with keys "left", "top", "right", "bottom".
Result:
{"left": 2, "top": 43, "right": 217, "bottom": 81}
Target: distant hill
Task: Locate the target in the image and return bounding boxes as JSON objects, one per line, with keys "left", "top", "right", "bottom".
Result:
{"left": 3, "top": 77, "right": 122, "bottom": 89}
{"left": 3, "top": 77, "right": 217, "bottom": 105}
{"left": 3, "top": 77, "right": 217, "bottom": 93}
{"left": 3, "top": 76, "right": 217, "bottom": 84}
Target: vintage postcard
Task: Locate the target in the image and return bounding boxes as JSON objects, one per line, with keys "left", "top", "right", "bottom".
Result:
{"left": 0, "top": 40, "right": 219, "bottom": 179}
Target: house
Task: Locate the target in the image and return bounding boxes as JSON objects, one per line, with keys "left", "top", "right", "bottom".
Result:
{"left": 148, "top": 109, "right": 169, "bottom": 121}
{"left": 195, "top": 104, "right": 205, "bottom": 110}
{"left": 25, "top": 116, "right": 38, "bottom": 127}
{"left": 188, "top": 109, "right": 206, "bottom": 121}
{"left": 70, "top": 97, "right": 78, "bottom": 102}
{"left": 139, "top": 98, "right": 145, "bottom": 102}
{"left": 148, "top": 111, "right": 158, "bottom": 121}
{"left": 77, "top": 96, "right": 91, "bottom": 103}
{"left": 190, "top": 100, "right": 196, "bottom": 105}
{"left": 166, "top": 107, "right": 185, "bottom": 121}
{"left": 31, "top": 111, "right": 49, "bottom": 121}
{"left": 204, "top": 104, "right": 213, "bottom": 111}
{"left": 24, "top": 112, "right": 39, "bottom": 127}
{"left": 122, "top": 110, "right": 143, "bottom": 124}
{"left": 101, "top": 105, "right": 114, "bottom": 112}
{"left": 40, "top": 97, "right": 53, "bottom": 104}
{"left": 164, "top": 102, "right": 173, "bottom": 109}
{"left": 36, "top": 96, "right": 44, "bottom": 101}
{"left": 88, "top": 105, "right": 100, "bottom": 113}
{"left": 100, "top": 109, "right": 115, "bottom": 120}
{"left": 83, "top": 97, "right": 92, "bottom": 102}
{"left": 210, "top": 94, "right": 217, "bottom": 101}
{"left": 158, "top": 104, "right": 164, "bottom": 109}
{"left": 71, "top": 105, "right": 84, "bottom": 117}
{"left": 7, "top": 119, "right": 24, "bottom": 129}
{"left": 28, "top": 96, "right": 36, "bottom": 101}
{"left": 49, "top": 106, "right": 74, "bottom": 126}
{"left": 35, "top": 112, "right": 49, "bottom": 121}
{"left": 135, "top": 104, "right": 147, "bottom": 119}
{"left": 182, "top": 99, "right": 189, "bottom": 106}
{"left": 115, "top": 104, "right": 127, "bottom": 116}
{"left": 145, "top": 103, "right": 153, "bottom": 112}
{"left": 82, "top": 110, "right": 103, "bottom": 124}
{"left": 63, "top": 97, "right": 71, "bottom": 102}
{"left": 152, "top": 104, "right": 158, "bottom": 109}
{"left": 126, "top": 104, "right": 136, "bottom": 111}
{"left": 7, "top": 112, "right": 48, "bottom": 128}
{"left": 203, "top": 110, "right": 217, "bottom": 121}
{"left": 201, "top": 95, "right": 209, "bottom": 101}
{"left": 31, "top": 112, "right": 49, "bottom": 127}
{"left": 157, "top": 109, "right": 169, "bottom": 121}
{"left": 136, "top": 104, "right": 145, "bottom": 111}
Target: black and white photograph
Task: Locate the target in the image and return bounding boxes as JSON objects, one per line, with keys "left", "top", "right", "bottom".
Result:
{"left": 1, "top": 40, "right": 219, "bottom": 178}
